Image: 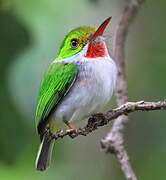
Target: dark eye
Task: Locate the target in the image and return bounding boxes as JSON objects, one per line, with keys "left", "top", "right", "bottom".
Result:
{"left": 70, "top": 38, "right": 79, "bottom": 48}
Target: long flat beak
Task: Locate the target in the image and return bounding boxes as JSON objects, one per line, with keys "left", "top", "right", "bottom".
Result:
{"left": 90, "top": 16, "right": 112, "bottom": 41}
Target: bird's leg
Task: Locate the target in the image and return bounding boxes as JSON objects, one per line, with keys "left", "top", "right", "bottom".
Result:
{"left": 64, "top": 121, "right": 80, "bottom": 138}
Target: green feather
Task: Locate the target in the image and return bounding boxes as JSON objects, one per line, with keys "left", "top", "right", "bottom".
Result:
{"left": 35, "top": 62, "right": 78, "bottom": 134}
{"left": 55, "top": 26, "right": 97, "bottom": 61}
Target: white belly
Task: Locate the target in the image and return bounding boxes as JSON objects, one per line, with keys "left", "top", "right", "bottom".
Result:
{"left": 53, "top": 57, "right": 117, "bottom": 124}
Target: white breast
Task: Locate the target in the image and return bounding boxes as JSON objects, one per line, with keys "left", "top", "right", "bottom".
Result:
{"left": 54, "top": 56, "right": 117, "bottom": 124}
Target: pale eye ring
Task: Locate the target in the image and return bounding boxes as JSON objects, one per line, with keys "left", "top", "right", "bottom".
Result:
{"left": 70, "top": 38, "right": 79, "bottom": 48}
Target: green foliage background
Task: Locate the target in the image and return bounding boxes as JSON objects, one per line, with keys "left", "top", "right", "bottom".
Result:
{"left": 0, "top": 0, "right": 166, "bottom": 179}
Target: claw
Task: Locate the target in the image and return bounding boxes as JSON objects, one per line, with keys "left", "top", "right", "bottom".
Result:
{"left": 64, "top": 121, "right": 80, "bottom": 138}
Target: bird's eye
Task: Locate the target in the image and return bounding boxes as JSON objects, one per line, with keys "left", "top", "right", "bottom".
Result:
{"left": 70, "top": 38, "right": 79, "bottom": 49}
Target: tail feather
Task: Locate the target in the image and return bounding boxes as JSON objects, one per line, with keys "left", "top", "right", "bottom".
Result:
{"left": 35, "top": 135, "right": 54, "bottom": 171}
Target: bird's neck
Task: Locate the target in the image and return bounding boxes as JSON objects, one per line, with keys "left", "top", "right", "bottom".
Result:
{"left": 84, "top": 41, "right": 109, "bottom": 58}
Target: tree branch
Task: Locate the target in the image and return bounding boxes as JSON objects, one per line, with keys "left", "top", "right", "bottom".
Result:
{"left": 101, "top": 0, "right": 145, "bottom": 180}
{"left": 52, "top": 100, "right": 166, "bottom": 140}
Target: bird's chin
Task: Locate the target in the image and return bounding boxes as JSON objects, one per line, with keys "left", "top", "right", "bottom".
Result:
{"left": 84, "top": 40, "right": 108, "bottom": 58}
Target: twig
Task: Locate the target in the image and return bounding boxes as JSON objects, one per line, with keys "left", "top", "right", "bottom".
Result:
{"left": 52, "top": 100, "right": 166, "bottom": 140}
{"left": 101, "top": 0, "right": 145, "bottom": 180}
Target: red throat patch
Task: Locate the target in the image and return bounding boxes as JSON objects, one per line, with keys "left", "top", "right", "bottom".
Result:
{"left": 85, "top": 42, "right": 107, "bottom": 58}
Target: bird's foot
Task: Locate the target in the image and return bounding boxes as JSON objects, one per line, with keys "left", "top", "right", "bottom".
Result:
{"left": 64, "top": 121, "right": 80, "bottom": 138}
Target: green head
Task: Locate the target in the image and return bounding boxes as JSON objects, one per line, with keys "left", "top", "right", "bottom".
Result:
{"left": 55, "top": 17, "right": 112, "bottom": 61}
{"left": 55, "top": 26, "right": 97, "bottom": 61}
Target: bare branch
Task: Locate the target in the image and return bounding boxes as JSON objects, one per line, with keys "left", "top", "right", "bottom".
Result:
{"left": 101, "top": 0, "right": 145, "bottom": 180}
{"left": 52, "top": 100, "right": 166, "bottom": 140}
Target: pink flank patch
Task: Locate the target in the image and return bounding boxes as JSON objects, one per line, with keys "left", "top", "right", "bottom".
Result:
{"left": 85, "top": 42, "right": 106, "bottom": 58}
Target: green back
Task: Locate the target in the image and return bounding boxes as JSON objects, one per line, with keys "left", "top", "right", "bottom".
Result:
{"left": 35, "top": 62, "right": 78, "bottom": 134}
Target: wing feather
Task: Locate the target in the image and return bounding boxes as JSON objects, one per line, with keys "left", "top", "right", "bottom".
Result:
{"left": 35, "top": 62, "right": 78, "bottom": 135}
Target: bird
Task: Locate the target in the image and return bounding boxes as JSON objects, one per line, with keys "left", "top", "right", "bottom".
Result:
{"left": 35, "top": 16, "right": 117, "bottom": 171}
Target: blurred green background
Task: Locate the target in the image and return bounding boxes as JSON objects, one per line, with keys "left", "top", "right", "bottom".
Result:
{"left": 0, "top": 0, "right": 166, "bottom": 179}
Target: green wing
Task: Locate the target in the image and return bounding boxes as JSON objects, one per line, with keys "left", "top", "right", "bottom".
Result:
{"left": 35, "top": 62, "right": 78, "bottom": 134}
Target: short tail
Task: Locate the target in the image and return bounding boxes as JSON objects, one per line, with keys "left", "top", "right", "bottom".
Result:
{"left": 35, "top": 134, "right": 54, "bottom": 171}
